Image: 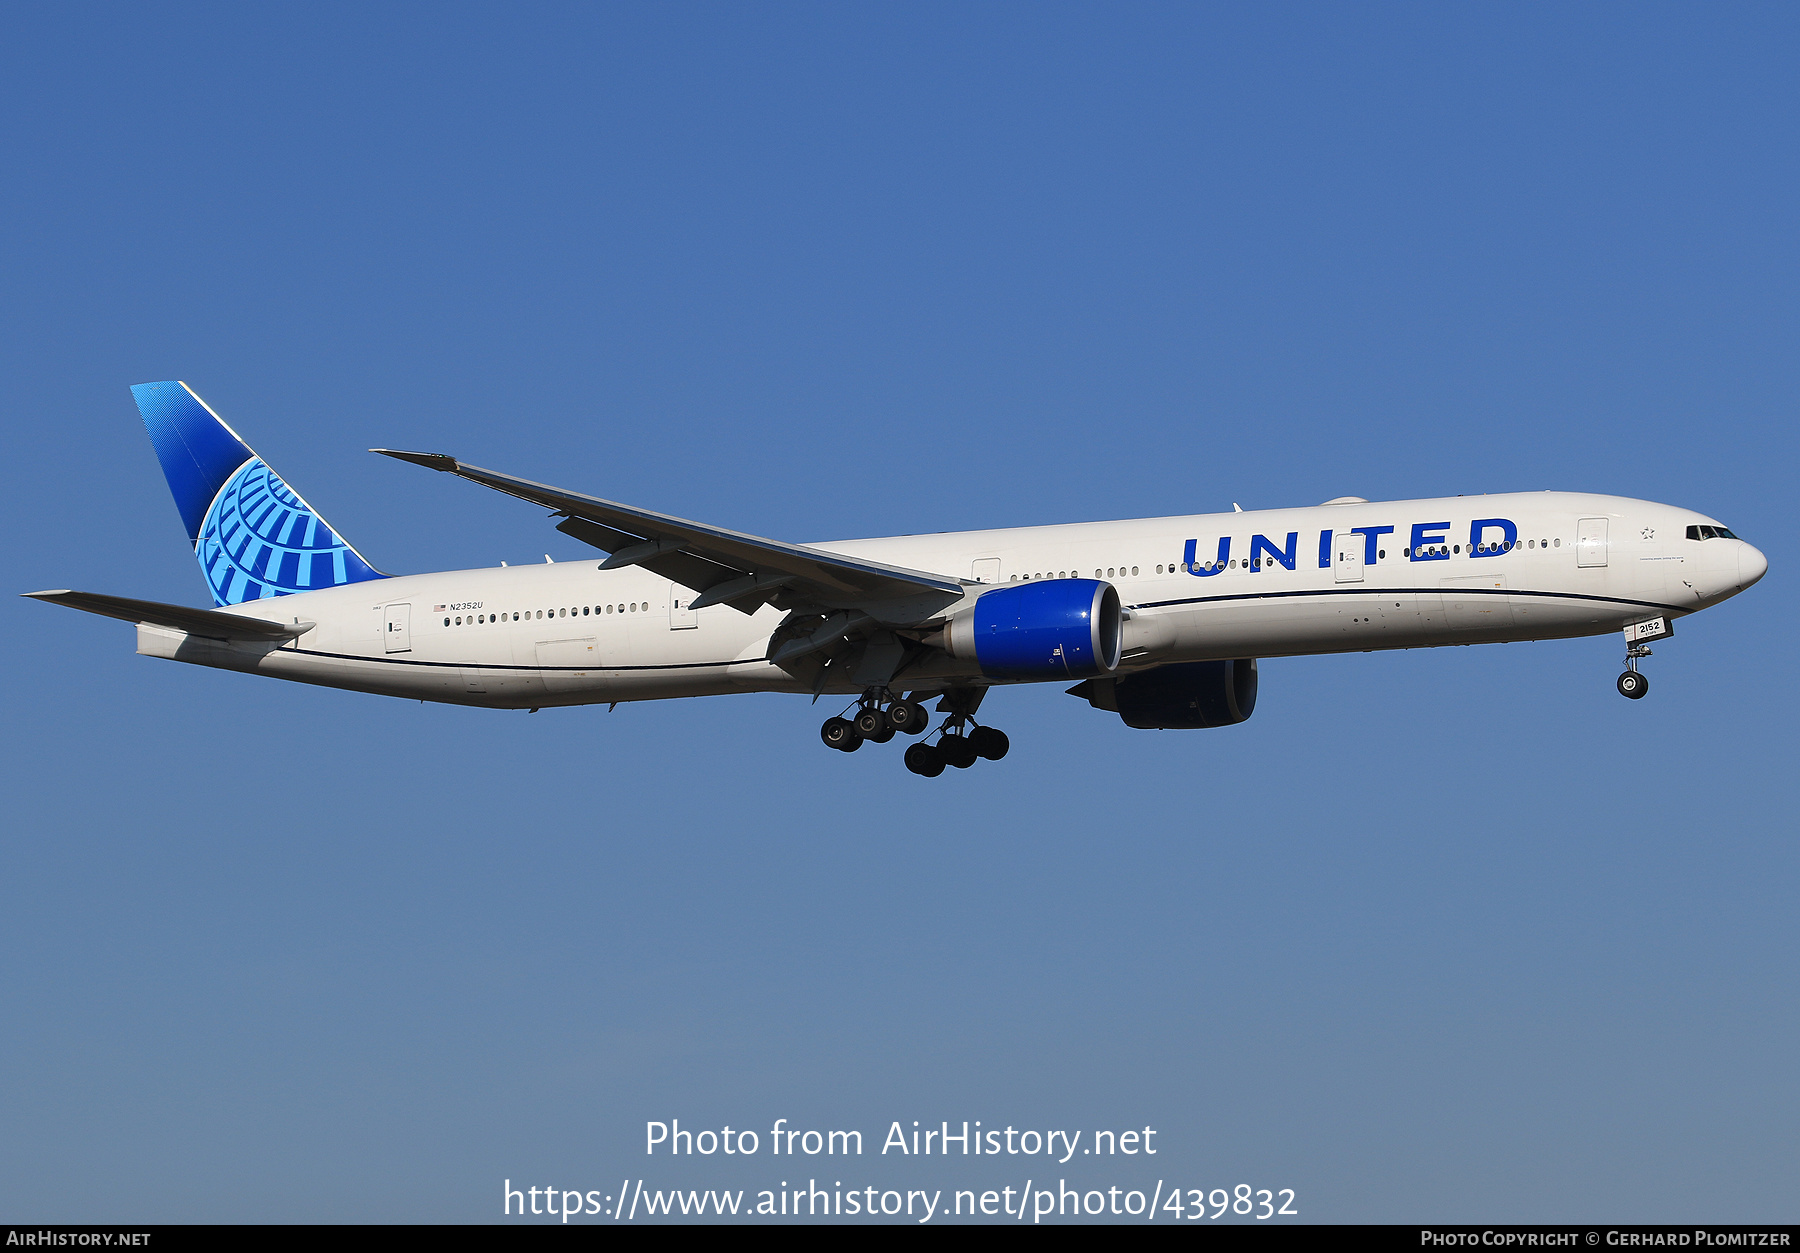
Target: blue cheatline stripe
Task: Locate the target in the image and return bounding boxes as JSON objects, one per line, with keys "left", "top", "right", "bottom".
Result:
{"left": 288, "top": 648, "right": 744, "bottom": 674}
{"left": 286, "top": 585, "right": 1665, "bottom": 679}
{"left": 1128, "top": 586, "right": 1683, "bottom": 614}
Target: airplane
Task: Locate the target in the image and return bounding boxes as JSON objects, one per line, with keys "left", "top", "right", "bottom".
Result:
{"left": 26, "top": 382, "right": 1768, "bottom": 777}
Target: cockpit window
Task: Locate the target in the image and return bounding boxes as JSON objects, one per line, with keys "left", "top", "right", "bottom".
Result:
{"left": 1686, "top": 524, "right": 1739, "bottom": 541}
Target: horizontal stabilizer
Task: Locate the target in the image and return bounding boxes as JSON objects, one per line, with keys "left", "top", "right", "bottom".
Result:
{"left": 22, "top": 590, "right": 312, "bottom": 641}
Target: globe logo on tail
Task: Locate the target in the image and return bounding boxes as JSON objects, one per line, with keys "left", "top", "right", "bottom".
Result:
{"left": 197, "top": 458, "right": 378, "bottom": 605}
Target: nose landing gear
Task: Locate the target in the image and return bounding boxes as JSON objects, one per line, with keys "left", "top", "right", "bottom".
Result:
{"left": 1616, "top": 616, "right": 1671, "bottom": 700}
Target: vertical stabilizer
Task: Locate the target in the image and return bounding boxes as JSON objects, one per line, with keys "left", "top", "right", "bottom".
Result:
{"left": 131, "top": 381, "right": 384, "bottom": 606}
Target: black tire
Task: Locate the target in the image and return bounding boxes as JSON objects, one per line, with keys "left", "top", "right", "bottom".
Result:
{"left": 969, "top": 726, "right": 1010, "bottom": 761}
{"left": 866, "top": 724, "right": 895, "bottom": 744}
{"left": 854, "top": 707, "right": 887, "bottom": 738}
{"left": 904, "top": 742, "right": 945, "bottom": 777}
{"left": 888, "top": 700, "right": 928, "bottom": 735}
{"left": 939, "top": 734, "right": 979, "bottom": 769}
{"left": 1617, "top": 671, "right": 1649, "bottom": 700}
{"left": 821, "top": 717, "right": 862, "bottom": 751}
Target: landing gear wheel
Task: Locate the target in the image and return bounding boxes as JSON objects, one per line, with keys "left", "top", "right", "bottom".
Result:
{"left": 969, "top": 726, "right": 1009, "bottom": 760}
{"left": 821, "top": 717, "right": 863, "bottom": 751}
{"left": 888, "top": 700, "right": 929, "bottom": 735}
{"left": 866, "top": 724, "right": 895, "bottom": 744}
{"left": 939, "top": 734, "right": 979, "bottom": 769}
{"left": 1617, "top": 671, "right": 1648, "bottom": 700}
{"left": 904, "top": 742, "right": 945, "bottom": 777}
{"left": 854, "top": 707, "right": 888, "bottom": 738}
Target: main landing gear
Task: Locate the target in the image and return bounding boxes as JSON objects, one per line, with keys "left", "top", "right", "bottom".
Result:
{"left": 820, "top": 690, "right": 929, "bottom": 753}
{"left": 903, "top": 724, "right": 1009, "bottom": 777}
{"left": 820, "top": 689, "right": 1009, "bottom": 776}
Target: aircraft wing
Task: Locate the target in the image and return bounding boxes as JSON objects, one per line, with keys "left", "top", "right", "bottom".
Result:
{"left": 23, "top": 590, "right": 313, "bottom": 641}
{"left": 373, "top": 450, "right": 966, "bottom": 616}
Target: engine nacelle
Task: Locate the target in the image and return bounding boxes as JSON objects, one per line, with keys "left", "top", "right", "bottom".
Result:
{"left": 942, "top": 579, "right": 1122, "bottom": 680}
{"left": 1068, "top": 658, "right": 1258, "bottom": 729}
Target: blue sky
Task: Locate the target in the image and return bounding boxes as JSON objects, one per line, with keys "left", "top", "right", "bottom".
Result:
{"left": 2, "top": 2, "right": 1794, "bottom": 1223}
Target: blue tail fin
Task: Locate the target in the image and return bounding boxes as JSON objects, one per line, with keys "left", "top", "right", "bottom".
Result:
{"left": 131, "top": 381, "right": 385, "bottom": 606}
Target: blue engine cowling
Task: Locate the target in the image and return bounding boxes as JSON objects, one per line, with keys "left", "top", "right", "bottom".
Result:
{"left": 1068, "top": 658, "right": 1258, "bottom": 729}
{"left": 944, "top": 579, "right": 1122, "bottom": 679}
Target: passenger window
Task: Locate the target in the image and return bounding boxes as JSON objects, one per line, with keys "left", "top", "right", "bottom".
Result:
{"left": 1131, "top": 566, "right": 1139, "bottom": 576}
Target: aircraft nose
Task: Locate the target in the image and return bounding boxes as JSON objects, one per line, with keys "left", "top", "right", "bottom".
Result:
{"left": 1739, "top": 542, "right": 1768, "bottom": 590}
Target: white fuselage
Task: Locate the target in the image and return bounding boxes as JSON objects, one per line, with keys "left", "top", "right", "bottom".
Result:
{"left": 136, "top": 491, "right": 1765, "bottom": 708}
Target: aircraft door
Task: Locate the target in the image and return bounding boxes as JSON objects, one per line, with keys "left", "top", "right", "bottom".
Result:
{"left": 669, "top": 582, "right": 697, "bottom": 629}
{"left": 1577, "top": 518, "right": 1609, "bottom": 567}
{"left": 1333, "top": 533, "right": 1364, "bottom": 583}
{"left": 971, "top": 558, "right": 1001, "bottom": 584}
{"left": 384, "top": 603, "right": 411, "bottom": 652}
